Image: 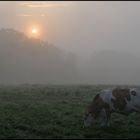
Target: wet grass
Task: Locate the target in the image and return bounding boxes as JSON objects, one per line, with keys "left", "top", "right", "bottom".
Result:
{"left": 0, "top": 85, "right": 139, "bottom": 139}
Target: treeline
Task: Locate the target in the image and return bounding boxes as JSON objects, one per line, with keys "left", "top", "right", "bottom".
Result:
{"left": 0, "top": 28, "right": 78, "bottom": 84}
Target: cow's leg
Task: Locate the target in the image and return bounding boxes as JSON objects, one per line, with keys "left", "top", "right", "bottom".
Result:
{"left": 101, "top": 116, "right": 111, "bottom": 127}
{"left": 100, "top": 109, "right": 111, "bottom": 127}
{"left": 106, "top": 111, "right": 111, "bottom": 127}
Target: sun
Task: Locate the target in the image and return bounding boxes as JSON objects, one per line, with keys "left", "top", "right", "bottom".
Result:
{"left": 29, "top": 27, "right": 40, "bottom": 38}
{"left": 25, "top": 23, "right": 43, "bottom": 39}
{"left": 32, "top": 28, "right": 38, "bottom": 34}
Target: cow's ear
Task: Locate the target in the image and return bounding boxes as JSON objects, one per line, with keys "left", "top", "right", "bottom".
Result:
{"left": 131, "top": 91, "right": 137, "bottom": 96}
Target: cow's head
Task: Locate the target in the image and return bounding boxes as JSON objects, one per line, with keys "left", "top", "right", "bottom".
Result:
{"left": 83, "top": 110, "right": 95, "bottom": 127}
{"left": 83, "top": 93, "right": 108, "bottom": 127}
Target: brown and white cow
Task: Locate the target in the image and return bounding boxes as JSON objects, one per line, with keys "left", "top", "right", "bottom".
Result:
{"left": 83, "top": 87, "right": 140, "bottom": 127}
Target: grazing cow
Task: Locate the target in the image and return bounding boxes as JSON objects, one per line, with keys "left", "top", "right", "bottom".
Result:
{"left": 83, "top": 87, "right": 140, "bottom": 127}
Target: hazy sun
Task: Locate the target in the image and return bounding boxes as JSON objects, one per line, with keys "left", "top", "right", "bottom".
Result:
{"left": 29, "top": 27, "right": 40, "bottom": 38}
{"left": 32, "top": 28, "right": 38, "bottom": 34}
{"left": 25, "top": 23, "right": 43, "bottom": 39}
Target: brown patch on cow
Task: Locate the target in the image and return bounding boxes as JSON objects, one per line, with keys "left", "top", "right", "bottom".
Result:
{"left": 86, "top": 94, "right": 110, "bottom": 119}
{"left": 131, "top": 90, "right": 137, "bottom": 96}
{"left": 111, "top": 88, "right": 131, "bottom": 111}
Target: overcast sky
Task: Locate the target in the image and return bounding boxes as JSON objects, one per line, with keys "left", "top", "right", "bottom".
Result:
{"left": 1, "top": 1, "right": 140, "bottom": 58}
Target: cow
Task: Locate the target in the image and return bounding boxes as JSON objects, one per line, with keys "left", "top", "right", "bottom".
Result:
{"left": 83, "top": 87, "right": 140, "bottom": 127}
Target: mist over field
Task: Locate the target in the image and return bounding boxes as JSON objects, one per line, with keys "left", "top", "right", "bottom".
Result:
{"left": 1, "top": 1, "right": 140, "bottom": 85}
{"left": 0, "top": 28, "right": 140, "bottom": 85}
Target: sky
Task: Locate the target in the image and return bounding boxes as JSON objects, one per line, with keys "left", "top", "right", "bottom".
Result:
{"left": 1, "top": 1, "right": 140, "bottom": 85}
{"left": 1, "top": 1, "right": 140, "bottom": 57}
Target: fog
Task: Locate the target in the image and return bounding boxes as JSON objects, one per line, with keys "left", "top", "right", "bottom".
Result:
{"left": 1, "top": 1, "right": 140, "bottom": 85}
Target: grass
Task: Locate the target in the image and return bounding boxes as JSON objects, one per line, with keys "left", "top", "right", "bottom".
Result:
{"left": 0, "top": 85, "right": 139, "bottom": 139}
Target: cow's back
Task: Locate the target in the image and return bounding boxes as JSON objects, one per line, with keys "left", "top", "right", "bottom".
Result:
{"left": 99, "top": 88, "right": 140, "bottom": 113}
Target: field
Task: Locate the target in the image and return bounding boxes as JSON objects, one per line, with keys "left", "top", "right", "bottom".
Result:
{"left": 0, "top": 85, "right": 140, "bottom": 139}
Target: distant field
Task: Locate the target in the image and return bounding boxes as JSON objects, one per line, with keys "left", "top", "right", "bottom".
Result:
{"left": 0, "top": 85, "right": 140, "bottom": 139}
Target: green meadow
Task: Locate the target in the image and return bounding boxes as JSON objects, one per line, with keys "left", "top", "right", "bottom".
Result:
{"left": 0, "top": 85, "right": 139, "bottom": 139}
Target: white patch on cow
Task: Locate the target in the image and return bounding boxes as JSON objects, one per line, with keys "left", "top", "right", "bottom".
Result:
{"left": 99, "top": 89, "right": 116, "bottom": 111}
